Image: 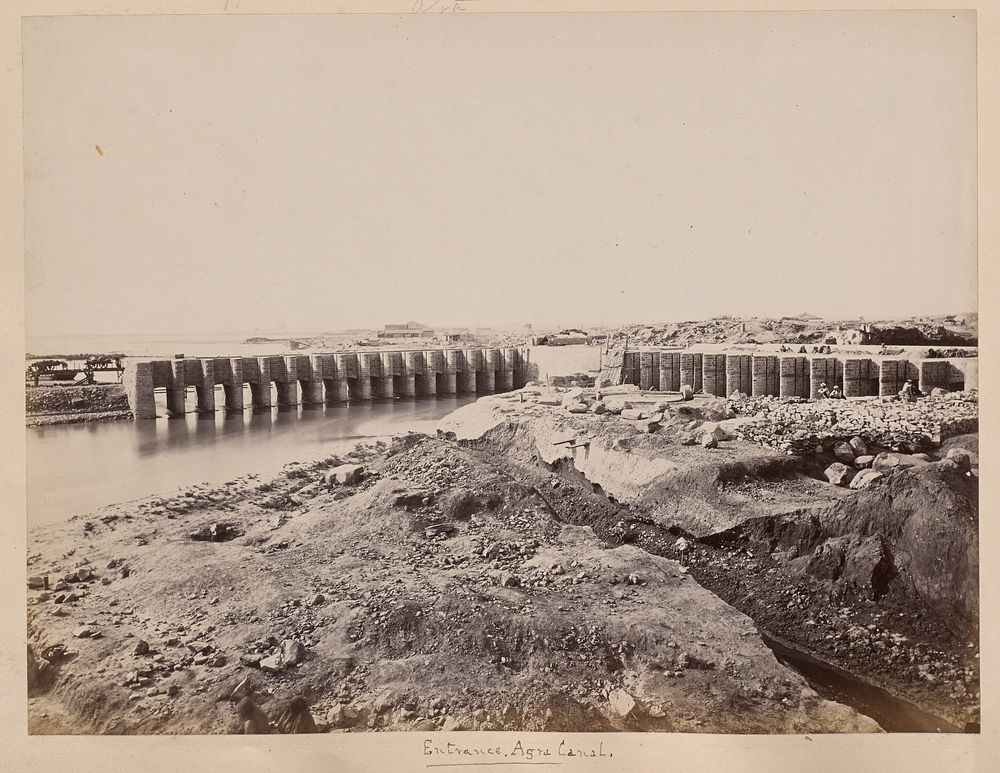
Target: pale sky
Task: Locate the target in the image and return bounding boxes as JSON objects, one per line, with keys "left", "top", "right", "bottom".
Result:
{"left": 23, "top": 11, "right": 977, "bottom": 336}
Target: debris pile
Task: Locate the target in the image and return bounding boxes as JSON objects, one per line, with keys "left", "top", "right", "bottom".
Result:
{"left": 727, "top": 392, "right": 978, "bottom": 454}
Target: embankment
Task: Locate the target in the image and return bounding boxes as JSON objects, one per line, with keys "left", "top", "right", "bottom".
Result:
{"left": 26, "top": 384, "right": 132, "bottom": 427}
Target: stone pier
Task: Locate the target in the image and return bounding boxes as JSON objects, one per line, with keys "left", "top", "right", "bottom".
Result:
{"left": 611, "top": 348, "right": 976, "bottom": 402}
{"left": 124, "top": 347, "right": 528, "bottom": 419}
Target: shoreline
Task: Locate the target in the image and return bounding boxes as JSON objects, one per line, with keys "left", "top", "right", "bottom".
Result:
{"left": 25, "top": 388, "right": 979, "bottom": 734}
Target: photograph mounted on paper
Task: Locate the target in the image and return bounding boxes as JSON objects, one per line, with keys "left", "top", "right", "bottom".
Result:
{"left": 23, "top": 10, "right": 978, "bottom": 735}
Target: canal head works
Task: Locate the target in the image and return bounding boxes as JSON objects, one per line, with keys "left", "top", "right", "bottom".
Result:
{"left": 123, "top": 348, "right": 531, "bottom": 419}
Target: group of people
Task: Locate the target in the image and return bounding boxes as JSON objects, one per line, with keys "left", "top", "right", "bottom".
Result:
{"left": 816, "top": 382, "right": 844, "bottom": 400}
{"left": 817, "top": 379, "right": 920, "bottom": 402}
{"left": 777, "top": 345, "right": 834, "bottom": 354}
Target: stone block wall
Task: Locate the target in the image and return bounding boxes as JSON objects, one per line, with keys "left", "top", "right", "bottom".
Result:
{"left": 701, "top": 354, "right": 727, "bottom": 397}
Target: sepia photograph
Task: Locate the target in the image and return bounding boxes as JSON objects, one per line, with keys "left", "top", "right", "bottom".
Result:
{"left": 11, "top": 2, "right": 991, "bottom": 764}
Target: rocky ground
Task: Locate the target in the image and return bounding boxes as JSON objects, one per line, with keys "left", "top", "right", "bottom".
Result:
{"left": 25, "top": 384, "right": 978, "bottom": 736}
{"left": 604, "top": 313, "right": 977, "bottom": 350}
{"left": 26, "top": 384, "right": 132, "bottom": 428}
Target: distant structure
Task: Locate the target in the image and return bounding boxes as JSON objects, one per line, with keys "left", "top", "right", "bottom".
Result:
{"left": 378, "top": 321, "right": 434, "bottom": 339}
{"left": 531, "top": 329, "right": 591, "bottom": 346}
{"left": 794, "top": 312, "right": 823, "bottom": 321}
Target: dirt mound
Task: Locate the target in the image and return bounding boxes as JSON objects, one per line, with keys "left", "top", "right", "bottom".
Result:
{"left": 26, "top": 384, "right": 132, "bottom": 426}
{"left": 717, "top": 461, "right": 978, "bottom": 625}
{"left": 27, "top": 434, "right": 878, "bottom": 735}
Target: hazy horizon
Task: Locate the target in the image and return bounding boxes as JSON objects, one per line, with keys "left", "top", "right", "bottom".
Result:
{"left": 24, "top": 12, "right": 977, "bottom": 338}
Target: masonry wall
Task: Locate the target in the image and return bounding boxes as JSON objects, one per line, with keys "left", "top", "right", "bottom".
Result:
{"left": 124, "top": 347, "right": 527, "bottom": 419}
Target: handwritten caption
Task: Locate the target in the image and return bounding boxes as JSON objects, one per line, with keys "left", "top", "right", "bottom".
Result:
{"left": 423, "top": 738, "right": 613, "bottom": 766}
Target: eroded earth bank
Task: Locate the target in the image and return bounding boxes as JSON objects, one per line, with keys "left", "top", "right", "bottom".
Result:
{"left": 27, "top": 386, "right": 978, "bottom": 734}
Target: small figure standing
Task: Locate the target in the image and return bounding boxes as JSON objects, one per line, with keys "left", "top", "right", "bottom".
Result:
{"left": 674, "top": 536, "right": 691, "bottom": 566}
{"left": 899, "top": 380, "right": 916, "bottom": 402}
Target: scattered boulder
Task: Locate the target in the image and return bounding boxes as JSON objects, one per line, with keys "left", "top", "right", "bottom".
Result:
{"left": 841, "top": 536, "right": 894, "bottom": 598}
{"left": 327, "top": 704, "right": 363, "bottom": 729}
{"left": 325, "top": 464, "right": 365, "bottom": 486}
{"left": 499, "top": 572, "right": 521, "bottom": 588}
{"left": 280, "top": 639, "right": 306, "bottom": 666}
{"left": 566, "top": 402, "right": 589, "bottom": 414}
{"left": 853, "top": 455, "right": 875, "bottom": 469}
{"left": 189, "top": 522, "right": 241, "bottom": 542}
{"left": 849, "top": 469, "right": 884, "bottom": 490}
{"left": 946, "top": 448, "right": 978, "bottom": 471}
{"left": 132, "top": 640, "right": 150, "bottom": 656}
{"left": 700, "top": 422, "right": 730, "bottom": 441}
{"left": 425, "top": 523, "right": 457, "bottom": 538}
{"left": 590, "top": 401, "right": 607, "bottom": 415}
{"left": 848, "top": 436, "right": 868, "bottom": 457}
{"left": 833, "top": 442, "right": 856, "bottom": 464}
{"left": 608, "top": 689, "right": 640, "bottom": 718}
{"left": 700, "top": 433, "right": 718, "bottom": 449}
{"left": 824, "top": 462, "right": 854, "bottom": 486}
{"left": 679, "top": 433, "right": 698, "bottom": 446}
{"left": 872, "top": 453, "right": 902, "bottom": 473}
{"left": 680, "top": 385, "right": 694, "bottom": 401}
{"left": 620, "top": 409, "right": 643, "bottom": 421}
{"left": 27, "top": 575, "right": 47, "bottom": 590}
{"left": 635, "top": 419, "right": 660, "bottom": 434}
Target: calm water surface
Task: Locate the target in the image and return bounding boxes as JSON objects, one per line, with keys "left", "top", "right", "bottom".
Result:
{"left": 27, "top": 391, "right": 477, "bottom": 528}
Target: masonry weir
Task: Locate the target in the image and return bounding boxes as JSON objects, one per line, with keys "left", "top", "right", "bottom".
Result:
{"left": 123, "top": 348, "right": 528, "bottom": 419}
{"left": 622, "top": 349, "right": 977, "bottom": 400}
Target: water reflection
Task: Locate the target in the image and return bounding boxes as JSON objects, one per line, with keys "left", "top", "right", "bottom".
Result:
{"left": 27, "top": 393, "right": 477, "bottom": 527}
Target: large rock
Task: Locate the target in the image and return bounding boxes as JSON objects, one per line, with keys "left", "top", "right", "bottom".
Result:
{"left": 833, "top": 442, "right": 856, "bottom": 465}
{"left": 327, "top": 704, "right": 363, "bottom": 729}
{"left": 871, "top": 453, "right": 901, "bottom": 473}
{"left": 280, "top": 639, "right": 306, "bottom": 666}
{"left": 848, "top": 436, "right": 869, "bottom": 457}
{"left": 679, "top": 385, "right": 695, "bottom": 401}
{"left": 565, "top": 402, "right": 589, "bottom": 414}
{"left": 700, "top": 433, "right": 718, "bottom": 449}
{"left": 841, "top": 537, "right": 894, "bottom": 599}
{"left": 849, "top": 469, "right": 884, "bottom": 490}
{"left": 325, "top": 464, "right": 365, "bottom": 486}
{"left": 824, "top": 462, "right": 854, "bottom": 486}
{"left": 608, "top": 689, "right": 640, "bottom": 718}
{"left": 699, "top": 422, "right": 730, "bottom": 441}
{"left": 946, "top": 448, "right": 978, "bottom": 471}
{"left": 560, "top": 387, "right": 584, "bottom": 406}
{"left": 635, "top": 419, "right": 660, "bottom": 434}
{"left": 620, "top": 409, "right": 643, "bottom": 421}
{"left": 853, "top": 455, "right": 875, "bottom": 469}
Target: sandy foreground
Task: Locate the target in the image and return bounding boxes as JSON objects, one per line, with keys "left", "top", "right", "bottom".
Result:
{"left": 25, "top": 389, "right": 978, "bottom": 735}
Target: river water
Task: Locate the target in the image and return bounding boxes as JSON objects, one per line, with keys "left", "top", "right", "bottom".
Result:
{"left": 27, "top": 391, "right": 477, "bottom": 529}
{"left": 25, "top": 335, "right": 600, "bottom": 530}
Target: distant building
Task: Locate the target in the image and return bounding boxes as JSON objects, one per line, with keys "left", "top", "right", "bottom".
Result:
{"left": 378, "top": 321, "right": 434, "bottom": 339}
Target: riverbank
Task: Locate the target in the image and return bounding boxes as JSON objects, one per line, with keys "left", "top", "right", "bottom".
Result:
{"left": 26, "top": 384, "right": 132, "bottom": 428}
{"left": 26, "top": 385, "right": 979, "bottom": 734}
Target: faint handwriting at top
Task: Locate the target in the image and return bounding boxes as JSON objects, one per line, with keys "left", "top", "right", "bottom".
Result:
{"left": 413, "top": 0, "right": 472, "bottom": 12}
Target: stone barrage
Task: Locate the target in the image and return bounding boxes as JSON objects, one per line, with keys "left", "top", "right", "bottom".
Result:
{"left": 123, "top": 348, "right": 529, "bottom": 419}
{"left": 621, "top": 349, "right": 977, "bottom": 399}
